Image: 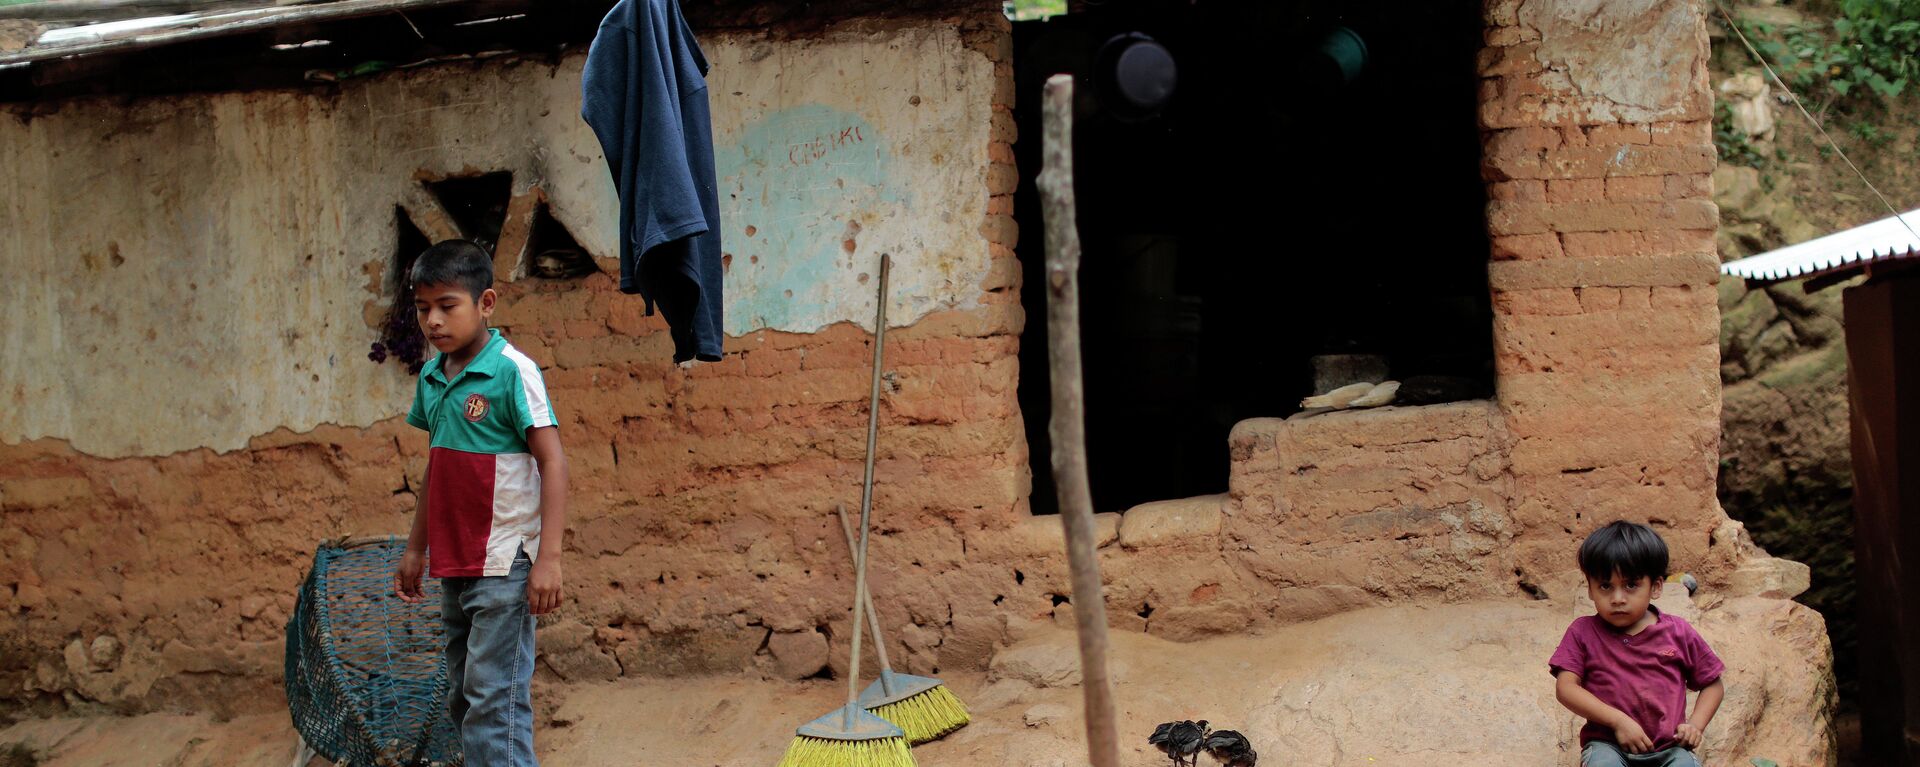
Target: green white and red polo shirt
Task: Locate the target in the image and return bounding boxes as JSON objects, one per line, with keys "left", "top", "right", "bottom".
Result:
{"left": 406, "top": 329, "right": 557, "bottom": 578}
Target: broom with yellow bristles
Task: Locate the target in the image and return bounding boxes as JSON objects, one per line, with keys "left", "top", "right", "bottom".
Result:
{"left": 835, "top": 504, "right": 972, "bottom": 743}
{"left": 776, "top": 254, "right": 916, "bottom": 767}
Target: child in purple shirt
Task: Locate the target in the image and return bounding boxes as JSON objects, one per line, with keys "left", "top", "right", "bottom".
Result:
{"left": 1550, "top": 521, "right": 1726, "bottom": 767}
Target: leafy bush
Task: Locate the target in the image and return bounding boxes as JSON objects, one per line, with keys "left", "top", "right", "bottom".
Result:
{"left": 1739, "top": 0, "right": 1920, "bottom": 108}
{"left": 1715, "top": 99, "right": 1773, "bottom": 167}
{"left": 1003, "top": 0, "right": 1065, "bottom": 21}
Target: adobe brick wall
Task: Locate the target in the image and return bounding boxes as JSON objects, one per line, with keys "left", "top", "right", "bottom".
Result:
{"left": 0, "top": 6, "right": 1026, "bottom": 717}
{"left": 0, "top": 0, "right": 1796, "bottom": 720}
{"left": 1210, "top": 0, "right": 1755, "bottom": 620}
{"left": 1008, "top": 0, "right": 1782, "bottom": 642}
{"left": 1477, "top": 0, "right": 1732, "bottom": 584}
{"left": 1226, "top": 402, "right": 1516, "bottom": 613}
{"left": 1033, "top": 0, "right": 1756, "bottom": 642}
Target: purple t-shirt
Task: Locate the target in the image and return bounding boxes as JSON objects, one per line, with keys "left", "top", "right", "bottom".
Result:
{"left": 1549, "top": 607, "right": 1724, "bottom": 750}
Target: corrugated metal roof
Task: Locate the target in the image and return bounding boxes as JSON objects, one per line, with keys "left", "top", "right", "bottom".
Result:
{"left": 0, "top": 0, "right": 466, "bottom": 65}
{"left": 1721, "top": 206, "right": 1920, "bottom": 284}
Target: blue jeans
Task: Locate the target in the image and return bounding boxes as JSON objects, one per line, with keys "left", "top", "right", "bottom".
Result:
{"left": 442, "top": 551, "right": 538, "bottom": 767}
{"left": 1581, "top": 742, "right": 1701, "bottom": 767}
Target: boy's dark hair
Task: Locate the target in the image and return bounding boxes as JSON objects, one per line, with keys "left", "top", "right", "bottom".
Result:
{"left": 409, "top": 240, "right": 494, "bottom": 299}
{"left": 1578, "top": 520, "right": 1670, "bottom": 582}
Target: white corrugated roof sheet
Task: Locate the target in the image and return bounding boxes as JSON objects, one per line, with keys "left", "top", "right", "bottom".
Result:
{"left": 1722, "top": 206, "right": 1920, "bottom": 283}
{"left": 0, "top": 0, "right": 466, "bottom": 66}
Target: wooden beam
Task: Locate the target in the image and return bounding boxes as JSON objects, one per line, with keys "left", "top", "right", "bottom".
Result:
{"left": 399, "top": 182, "right": 463, "bottom": 245}
{"left": 1039, "top": 72, "right": 1122, "bottom": 767}
{"left": 491, "top": 184, "right": 544, "bottom": 282}
{"left": 1804, "top": 269, "right": 1860, "bottom": 295}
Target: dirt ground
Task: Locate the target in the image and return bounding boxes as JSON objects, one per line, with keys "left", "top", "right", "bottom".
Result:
{"left": 0, "top": 594, "right": 1834, "bottom": 767}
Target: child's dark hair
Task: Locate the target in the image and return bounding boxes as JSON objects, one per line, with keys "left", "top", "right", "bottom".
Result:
{"left": 409, "top": 240, "right": 494, "bottom": 299}
{"left": 1578, "top": 520, "right": 1670, "bottom": 582}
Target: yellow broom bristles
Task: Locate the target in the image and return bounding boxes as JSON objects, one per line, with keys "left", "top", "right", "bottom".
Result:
{"left": 776, "top": 734, "right": 915, "bottom": 767}
{"left": 867, "top": 685, "right": 971, "bottom": 744}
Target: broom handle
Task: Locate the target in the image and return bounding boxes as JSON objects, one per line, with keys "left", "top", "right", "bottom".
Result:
{"left": 845, "top": 253, "right": 891, "bottom": 720}
{"left": 1039, "top": 74, "right": 1122, "bottom": 767}
{"left": 837, "top": 503, "right": 896, "bottom": 680}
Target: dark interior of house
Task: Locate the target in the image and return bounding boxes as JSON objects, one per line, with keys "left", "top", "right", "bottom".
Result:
{"left": 1011, "top": 0, "right": 1495, "bottom": 515}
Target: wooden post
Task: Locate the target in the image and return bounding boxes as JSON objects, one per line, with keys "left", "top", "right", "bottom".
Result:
{"left": 1038, "top": 72, "right": 1122, "bottom": 767}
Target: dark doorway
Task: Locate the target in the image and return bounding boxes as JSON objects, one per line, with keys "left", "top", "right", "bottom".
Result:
{"left": 1011, "top": 1, "right": 1494, "bottom": 515}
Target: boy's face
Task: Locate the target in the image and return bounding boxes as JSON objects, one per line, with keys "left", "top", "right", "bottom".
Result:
{"left": 413, "top": 282, "right": 495, "bottom": 355}
{"left": 1587, "top": 571, "right": 1664, "bottom": 629}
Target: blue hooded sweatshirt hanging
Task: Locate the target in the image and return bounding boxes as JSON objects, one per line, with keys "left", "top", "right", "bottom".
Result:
{"left": 582, "top": 0, "right": 724, "bottom": 363}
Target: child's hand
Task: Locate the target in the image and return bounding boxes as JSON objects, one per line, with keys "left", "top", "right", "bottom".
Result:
{"left": 1612, "top": 715, "right": 1654, "bottom": 753}
{"left": 1672, "top": 722, "right": 1704, "bottom": 749}
{"left": 395, "top": 549, "right": 426, "bottom": 603}
{"left": 528, "top": 558, "right": 562, "bottom": 615}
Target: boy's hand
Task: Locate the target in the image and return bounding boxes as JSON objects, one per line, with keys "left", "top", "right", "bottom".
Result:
{"left": 1672, "top": 722, "right": 1704, "bottom": 749}
{"left": 395, "top": 549, "right": 426, "bottom": 603}
{"left": 1612, "top": 715, "right": 1654, "bottom": 753}
{"left": 529, "top": 558, "right": 562, "bottom": 615}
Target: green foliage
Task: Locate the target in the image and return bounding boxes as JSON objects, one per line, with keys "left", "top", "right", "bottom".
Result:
{"left": 1849, "top": 119, "right": 1893, "bottom": 147}
{"left": 1737, "top": 0, "right": 1920, "bottom": 109}
{"left": 1751, "top": 759, "right": 1780, "bottom": 767}
{"left": 1715, "top": 99, "right": 1771, "bottom": 168}
{"left": 1003, "top": 0, "right": 1065, "bottom": 21}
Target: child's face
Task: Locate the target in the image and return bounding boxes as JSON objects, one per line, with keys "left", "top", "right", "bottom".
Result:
{"left": 413, "top": 282, "right": 495, "bottom": 356}
{"left": 1587, "top": 571, "right": 1664, "bottom": 629}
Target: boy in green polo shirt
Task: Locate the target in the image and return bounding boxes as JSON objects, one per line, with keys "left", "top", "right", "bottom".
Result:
{"left": 392, "top": 239, "right": 568, "bottom": 766}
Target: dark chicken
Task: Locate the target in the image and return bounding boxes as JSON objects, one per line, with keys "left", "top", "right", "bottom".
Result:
{"left": 1203, "top": 729, "right": 1258, "bottom": 767}
{"left": 1147, "top": 719, "right": 1210, "bottom": 767}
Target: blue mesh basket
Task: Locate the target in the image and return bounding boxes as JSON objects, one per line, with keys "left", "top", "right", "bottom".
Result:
{"left": 286, "top": 536, "right": 462, "bottom": 767}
